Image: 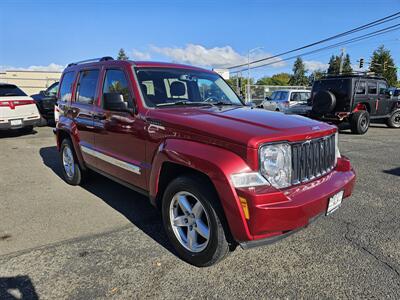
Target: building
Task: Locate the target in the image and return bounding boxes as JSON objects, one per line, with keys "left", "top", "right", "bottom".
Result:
{"left": 0, "top": 70, "right": 62, "bottom": 95}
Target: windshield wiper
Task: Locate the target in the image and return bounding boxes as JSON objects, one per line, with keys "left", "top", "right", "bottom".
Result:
{"left": 156, "top": 101, "right": 213, "bottom": 107}
{"left": 210, "top": 101, "right": 242, "bottom": 106}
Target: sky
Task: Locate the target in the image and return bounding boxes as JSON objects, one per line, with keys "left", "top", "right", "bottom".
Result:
{"left": 1, "top": 0, "right": 400, "bottom": 79}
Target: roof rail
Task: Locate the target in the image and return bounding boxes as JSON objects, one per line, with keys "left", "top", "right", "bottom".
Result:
{"left": 67, "top": 56, "right": 114, "bottom": 67}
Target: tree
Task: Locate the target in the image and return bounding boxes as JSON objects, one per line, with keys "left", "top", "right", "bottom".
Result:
{"left": 257, "top": 73, "right": 291, "bottom": 86}
{"left": 369, "top": 45, "right": 397, "bottom": 86}
{"left": 117, "top": 48, "right": 129, "bottom": 60}
{"left": 327, "top": 54, "right": 352, "bottom": 75}
{"left": 308, "top": 69, "right": 325, "bottom": 85}
{"left": 226, "top": 76, "right": 254, "bottom": 96}
{"left": 289, "top": 57, "right": 308, "bottom": 86}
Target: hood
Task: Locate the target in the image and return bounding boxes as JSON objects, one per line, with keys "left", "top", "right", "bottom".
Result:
{"left": 149, "top": 106, "right": 336, "bottom": 148}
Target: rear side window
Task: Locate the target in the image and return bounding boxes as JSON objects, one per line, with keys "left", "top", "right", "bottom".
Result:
{"left": 102, "top": 69, "right": 133, "bottom": 108}
{"left": 290, "top": 92, "right": 310, "bottom": 101}
{"left": 356, "top": 81, "right": 366, "bottom": 94}
{"left": 59, "top": 72, "right": 75, "bottom": 102}
{"left": 368, "top": 82, "right": 377, "bottom": 95}
{"left": 76, "top": 69, "right": 100, "bottom": 105}
{"left": 0, "top": 84, "right": 27, "bottom": 97}
{"left": 378, "top": 82, "right": 387, "bottom": 95}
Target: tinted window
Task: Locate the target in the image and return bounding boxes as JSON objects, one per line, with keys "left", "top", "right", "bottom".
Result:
{"left": 368, "top": 82, "right": 377, "bottom": 95}
{"left": 76, "top": 70, "right": 99, "bottom": 104}
{"left": 59, "top": 72, "right": 75, "bottom": 102}
{"left": 378, "top": 82, "right": 387, "bottom": 95}
{"left": 0, "top": 84, "right": 27, "bottom": 96}
{"left": 271, "top": 91, "right": 280, "bottom": 100}
{"left": 277, "top": 91, "right": 288, "bottom": 101}
{"left": 103, "top": 69, "right": 133, "bottom": 109}
{"left": 47, "top": 82, "right": 59, "bottom": 96}
{"left": 356, "top": 81, "right": 366, "bottom": 94}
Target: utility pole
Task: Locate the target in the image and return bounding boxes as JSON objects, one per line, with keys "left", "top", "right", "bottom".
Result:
{"left": 247, "top": 47, "right": 263, "bottom": 103}
{"left": 339, "top": 48, "right": 346, "bottom": 75}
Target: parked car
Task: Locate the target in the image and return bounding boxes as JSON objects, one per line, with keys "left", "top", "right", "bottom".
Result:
{"left": 31, "top": 82, "right": 59, "bottom": 125}
{"left": 0, "top": 83, "right": 40, "bottom": 132}
{"left": 54, "top": 57, "right": 356, "bottom": 267}
{"left": 260, "top": 89, "right": 311, "bottom": 112}
{"left": 310, "top": 75, "right": 400, "bottom": 134}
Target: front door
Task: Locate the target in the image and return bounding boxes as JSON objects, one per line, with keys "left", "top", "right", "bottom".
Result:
{"left": 376, "top": 82, "right": 391, "bottom": 116}
{"left": 92, "top": 68, "right": 147, "bottom": 190}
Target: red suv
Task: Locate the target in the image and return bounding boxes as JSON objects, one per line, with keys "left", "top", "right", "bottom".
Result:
{"left": 55, "top": 57, "right": 356, "bottom": 267}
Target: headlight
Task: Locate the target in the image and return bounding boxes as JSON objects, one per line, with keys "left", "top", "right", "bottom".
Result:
{"left": 260, "top": 143, "right": 291, "bottom": 189}
{"left": 335, "top": 131, "right": 341, "bottom": 164}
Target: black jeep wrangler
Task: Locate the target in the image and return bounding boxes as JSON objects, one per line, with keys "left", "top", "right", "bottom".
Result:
{"left": 310, "top": 75, "right": 400, "bottom": 134}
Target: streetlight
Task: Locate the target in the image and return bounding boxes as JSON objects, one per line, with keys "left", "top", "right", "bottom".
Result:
{"left": 247, "top": 47, "right": 263, "bottom": 102}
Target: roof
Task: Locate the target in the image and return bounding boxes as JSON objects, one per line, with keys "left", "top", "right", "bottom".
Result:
{"left": 64, "top": 57, "right": 213, "bottom": 74}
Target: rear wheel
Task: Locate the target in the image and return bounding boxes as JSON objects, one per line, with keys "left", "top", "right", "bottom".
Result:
{"left": 350, "top": 110, "right": 370, "bottom": 134}
{"left": 386, "top": 110, "right": 400, "bottom": 128}
{"left": 162, "top": 176, "right": 230, "bottom": 267}
{"left": 60, "top": 138, "right": 85, "bottom": 185}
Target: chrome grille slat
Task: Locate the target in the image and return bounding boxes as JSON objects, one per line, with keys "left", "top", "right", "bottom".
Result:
{"left": 291, "top": 134, "right": 336, "bottom": 184}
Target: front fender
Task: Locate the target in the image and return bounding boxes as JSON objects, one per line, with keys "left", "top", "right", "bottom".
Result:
{"left": 150, "top": 139, "right": 253, "bottom": 241}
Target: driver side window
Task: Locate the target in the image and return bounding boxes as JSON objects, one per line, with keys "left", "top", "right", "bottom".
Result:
{"left": 197, "top": 78, "right": 228, "bottom": 101}
{"left": 102, "top": 69, "right": 133, "bottom": 109}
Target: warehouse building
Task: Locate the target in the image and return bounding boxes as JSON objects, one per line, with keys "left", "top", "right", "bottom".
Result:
{"left": 0, "top": 70, "right": 62, "bottom": 95}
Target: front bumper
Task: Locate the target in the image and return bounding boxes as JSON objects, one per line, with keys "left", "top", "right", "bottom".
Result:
{"left": 0, "top": 116, "right": 40, "bottom": 130}
{"left": 234, "top": 156, "right": 356, "bottom": 247}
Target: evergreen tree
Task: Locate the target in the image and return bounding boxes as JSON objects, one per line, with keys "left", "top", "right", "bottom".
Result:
{"left": 369, "top": 45, "right": 397, "bottom": 86}
{"left": 117, "top": 48, "right": 129, "bottom": 60}
{"left": 308, "top": 69, "right": 325, "bottom": 85}
{"left": 289, "top": 57, "right": 308, "bottom": 86}
{"left": 327, "top": 54, "right": 352, "bottom": 75}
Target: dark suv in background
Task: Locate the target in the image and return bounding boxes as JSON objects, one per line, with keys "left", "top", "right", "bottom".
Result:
{"left": 310, "top": 75, "right": 400, "bottom": 134}
{"left": 31, "top": 81, "right": 59, "bottom": 125}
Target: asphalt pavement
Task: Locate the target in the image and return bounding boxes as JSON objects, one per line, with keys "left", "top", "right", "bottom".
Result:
{"left": 0, "top": 124, "right": 399, "bottom": 299}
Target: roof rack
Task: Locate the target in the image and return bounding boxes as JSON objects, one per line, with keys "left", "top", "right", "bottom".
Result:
{"left": 67, "top": 56, "right": 114, "bottom": 67}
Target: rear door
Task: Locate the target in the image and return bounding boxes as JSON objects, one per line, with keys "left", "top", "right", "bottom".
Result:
{"left": 70, "top": 69, "right": 100, "bottom": 167}
{"left": 92, "top": 67, "right": 147, "bottom": 190}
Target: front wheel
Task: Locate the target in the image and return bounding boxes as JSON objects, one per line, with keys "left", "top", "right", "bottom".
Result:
{"left": 386, "top": 110, "right": 400, "bottom": 128}
{"left": 350, "top": 110, "right": 370, "bottom": 134}
{"left": 60, "top": 138, "right": 85, "bottom": 185}
{"left": 162, "top": 176, "right": 230, "bottom": 267}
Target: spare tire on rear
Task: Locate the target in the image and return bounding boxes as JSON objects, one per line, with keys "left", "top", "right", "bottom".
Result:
{"left": 312, "top": 90, "right": 336, "bottom": 114}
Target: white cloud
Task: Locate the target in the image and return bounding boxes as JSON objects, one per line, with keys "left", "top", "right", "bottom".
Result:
{"left": 304, "top": 60, "right": 328, "bottom": 72}
{"left": 131, "top": 49, "right": 151, "bottom": 60}
{"left": 0, "top": 63, "right": 64, "bottom": 72}
{"left": 150, "top": 44, "right": 285, "bottom": 69}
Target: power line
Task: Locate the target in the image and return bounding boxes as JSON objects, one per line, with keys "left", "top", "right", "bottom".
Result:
{"left": 231, "top": 23, "right": 400, "bottom": 74}
{"left": 228, "top": 11, "right": 400, "bottom": 70}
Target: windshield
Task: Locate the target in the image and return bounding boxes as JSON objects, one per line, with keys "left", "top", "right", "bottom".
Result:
{"left": 135, "top": 67, "right": 243, "bottom": 107}
{"left": 0, "top": 84, "right": 27, "bottom": 97}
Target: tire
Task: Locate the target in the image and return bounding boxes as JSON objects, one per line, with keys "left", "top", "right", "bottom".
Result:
{"left": 386, "top": 110, "right": 400, "bottom": 128}
{"left": 275, "top": 108, "right": 280, "bottom": 112}
{"left": 312, "top": 90, "right": 336, "bottom": 114}
{"left": 37, "top": 115, "right": 48, "bottom": 127}
{"left": 162, "top": 175, "right": 230, "bottom": 267}
{"left": 350, "top": 110, "right": 370, "bottom": 134}
{"left": 60, "top": 138, "right": 84, "bottom": 185}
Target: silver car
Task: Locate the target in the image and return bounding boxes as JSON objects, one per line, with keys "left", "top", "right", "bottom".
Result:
{"left": 261, "top": 89, "right": 311, "bottom": 112}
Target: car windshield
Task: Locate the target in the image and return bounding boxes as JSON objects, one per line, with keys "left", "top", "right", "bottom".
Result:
{"left": 135, "top": 67, "right": 243, "bottom": 107}
{"left": 0, "top": 84, "right": 27, "bottom": 97}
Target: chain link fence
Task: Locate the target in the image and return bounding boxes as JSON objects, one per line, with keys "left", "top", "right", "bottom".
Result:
{"left": 247, "top": 85, "right": 311, "bottom": 105}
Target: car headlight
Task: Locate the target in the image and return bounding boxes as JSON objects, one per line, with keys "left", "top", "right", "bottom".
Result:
{"left": 260, "top": 143, "right": 292, "bottom": 189}
{"left": 231, "top": 172, "right": 269, "bottom": 188}
{"left": 335, "top": 131, "right": 341, "bottom": 164}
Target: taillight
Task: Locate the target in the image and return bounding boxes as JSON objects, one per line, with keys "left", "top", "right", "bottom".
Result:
{"left": 0, "top": 100, "right": 35, "bottom": 109}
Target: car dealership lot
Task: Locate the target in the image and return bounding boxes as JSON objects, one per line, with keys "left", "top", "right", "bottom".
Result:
{"left": 0, "top": 126, "right": 399, "bottom": 298}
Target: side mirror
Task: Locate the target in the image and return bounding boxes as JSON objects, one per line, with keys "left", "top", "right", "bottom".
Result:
{"left": 103, "top": 93, "right": 130, "bottom": 112}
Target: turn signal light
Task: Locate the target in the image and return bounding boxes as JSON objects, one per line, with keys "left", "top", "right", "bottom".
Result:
{"left": 239, "top": 196, "right": 250, "bottom": 220}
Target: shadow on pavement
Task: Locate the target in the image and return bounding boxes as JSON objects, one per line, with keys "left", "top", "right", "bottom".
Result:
{"left": 39, "top": 146, "right": 175, "bottom": 255}
{"left": 0, "top": 276, "right": 39, "bottom": 300}
{"left": 0, "top": 129, "right": 37, "bottom": 139}
{"left": 383, "top": 167, "right": 400, "bottom": 177}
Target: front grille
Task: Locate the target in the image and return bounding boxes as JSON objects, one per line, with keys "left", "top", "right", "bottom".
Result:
{"left": 291, "top": 134, "right": 336, "bottom": 184}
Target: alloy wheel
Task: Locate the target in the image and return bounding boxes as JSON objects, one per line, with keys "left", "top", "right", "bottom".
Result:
{"left": 62, "top": 146, "right": 75, "bottom": 179}
{"left": 169, "top": 191, "right": 211, "bottom": 253}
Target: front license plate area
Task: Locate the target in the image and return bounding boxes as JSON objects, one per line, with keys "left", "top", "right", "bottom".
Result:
{"left": 326, "top": 190, "right": 344, "bottom": 215}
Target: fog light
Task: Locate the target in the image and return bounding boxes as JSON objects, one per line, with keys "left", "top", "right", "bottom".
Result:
{"left": 239, "top": 196, "right": 250, "bottom": 220}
